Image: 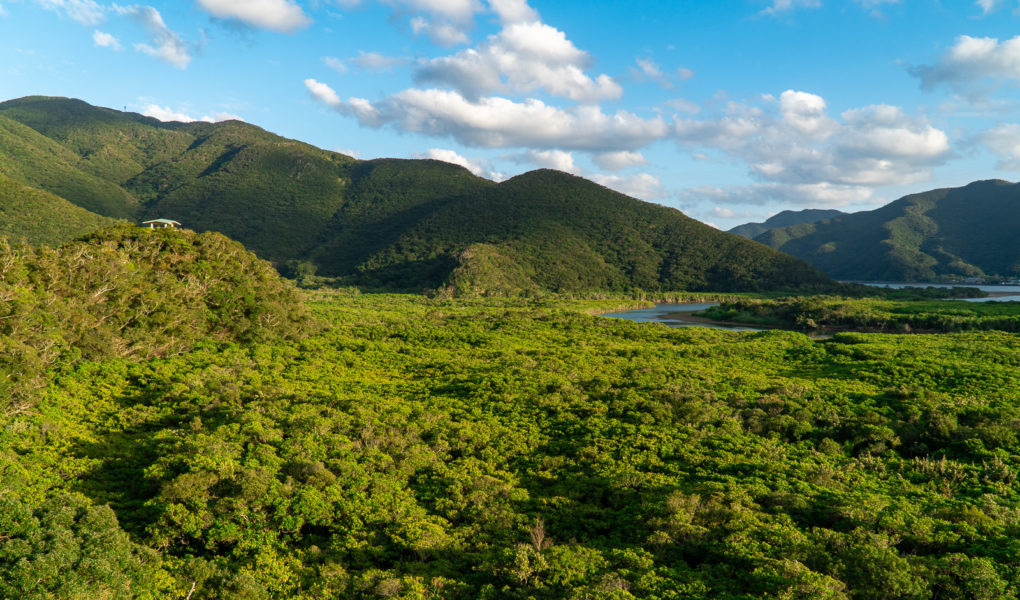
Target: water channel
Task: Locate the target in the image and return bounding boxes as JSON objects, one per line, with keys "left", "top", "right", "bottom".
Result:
{"left": 601, "top": 302, "right": 764, "bottom": 331}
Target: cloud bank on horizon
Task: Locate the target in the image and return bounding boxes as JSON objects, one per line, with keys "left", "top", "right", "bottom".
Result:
{"left": 4, "top": 0, "right": 1020, "bottom": 227}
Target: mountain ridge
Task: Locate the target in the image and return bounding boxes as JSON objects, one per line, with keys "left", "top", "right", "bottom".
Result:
{"left": 755, "top": 179, "right": 1020, "bottom": 281}
{"left": 729, "top": 208, "right": 846, "bottom": 239}
{"left": 0, "top": 95, "right": 834, "bottom": 293}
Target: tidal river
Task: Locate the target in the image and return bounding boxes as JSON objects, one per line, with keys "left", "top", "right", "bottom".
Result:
{"left": 601, "top": 302, "right": 764, "bottom": 331}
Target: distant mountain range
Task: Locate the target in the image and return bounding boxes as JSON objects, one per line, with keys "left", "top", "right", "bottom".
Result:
{"left": 729, "top": 209, "right": 845, "bottom": 240}
{"left": 753, "top": 180, "right": 1020, "bottom": 281}
{"left": 0, "top": 95, "right": 833, "bottom": 293}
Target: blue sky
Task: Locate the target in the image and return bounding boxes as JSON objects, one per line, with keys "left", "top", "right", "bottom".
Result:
{"left": 2, "top": 0, "right": 1020, "bottom": 228}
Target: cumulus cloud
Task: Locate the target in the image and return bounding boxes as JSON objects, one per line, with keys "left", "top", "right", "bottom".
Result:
{"left": 410, "top": 16, "right": 470, "bottom": 45}
{"left": 514, "top": 149, "right": 578, "bottom": 173}
{"left": 778, "top": 90, "right": 836, "bottom": 137}
{"left": 308, "top": 84, "right": 668, "bottom": 151}
{"left": 194, "top": 0, "right": 310, "bottom": 32}
{"left": 980, "top": 123, "right": 1020, "bottom": 169}
{"left": 592, "top": 150, "right": 647, "bottom": 171}
{"left": 415, "top": 20, "right": 621, "bottom": 102}
{"left": 352, "top": 51, "right": 405, "bottom": 71}
{"left": 33, "top": 0, "right": 105, "bottom": 25}
{"left": 673, "top": 90, "right": 950, "bottom": 205}
{"left": 591, "top": 173, "right": 666, "bottom": 200}
{"left": 142, "top": 104, "right": 242, "bottom": 122}
{"left": 93, "top": 29, "right": 122, "bottom": 50}
{"left": 376, "top": 0, "right": 484, "bottom": 46}
{"left": 417, "top": 148, "right": 494, "bottom": 178}
{"left": 114, "top": 5, "right": 191, "bottom": 68}
{"left": 489, "top": 0, "right": 537, "bottom": 24}
{"left": 911, "top": 35, "right": 1020, "bottom": 97}
{"left": 304, "top": 78, "right": 343, "bottom": 109}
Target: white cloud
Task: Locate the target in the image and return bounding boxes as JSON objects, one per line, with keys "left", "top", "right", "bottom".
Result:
{"left": 713, "top": 206, "right": 737, "bottom": 219}
{"left": 417, "top": 148, "right": 493, "bottom": 177}
{"left": 323, "top": 56, "right": 347, "bottom": 74}
{"left": 92, "top": 29, "right": 122, "bottom": 50}
{"left": 194, "top": 0, "right": 310, "bottom": 33}
{"left": 304, "top": 78, "right": 343, "bottom": 109}
{"left": 591, "top": 173, "right": 666, "bottom": 200}
{"left": 333, "top": 147, "right": 362, "bottom": 158}
{"left": 383, "top": 0, "right": 482, "bottom": 23}
{"left": 779, "top": 90, "right": 836, "bottom": 137}
{"left": 854, "top": 0, "right": 900, "bottom": 17}
{"left": 912, "top": 35, "right": 1020, "bottom": 97}
{"left": 592, "top": 150, "right": 647, "bottom": 171}
{"left": 415, "top": 20, "right": 621, "bottom": 102}
{"left": 352, "top": 51, "right": 405, "bottom": 71}
{"left": 141, "top": 104, "right": 242, "bottom": 123}
{"left": 760, "top": 0, "right": 821, "bottom": 16}
{"left": 410, "top": 16, "right": 470, "bottom": 45}
{"left": 633, "top": 57, "right": 670, "bottom": 88}
{"left": 686, "top": 182, "right": 874, "bottom": 208}
{"left": 676, "top": 67, "right": 694, "bottom": 81}
{"left": 488, "top": 0, "right": 537, "bottom": 24}
{"left": 673, "top": 90, "right": 951, "bottom": 205}
{"left": 376, "top": 0, "right": 484, "bottom": 46}
{"left": 974, "top": 0, "right": 1001, "bottom": 14}
{"left": 309, "top": 86, "right": 668, "bottom": 151}
{"left": 516, "top": 149, "right": 578, "bottom": 173}
{"left": 33, "top": 0, "right": 105, "bottom": 25}
{"left": 115, "top": 5, "right": 191, "bottom": 69}
{"left": 980, "top": 123, "right": 1020, "bottom": 169}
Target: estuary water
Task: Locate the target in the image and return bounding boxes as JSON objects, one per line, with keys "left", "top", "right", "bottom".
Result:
{"left": 601, "top": 302, "right": 763, "bottom": 331}
{"left": 852, "top": 282, "right": 1020, "bottom": 302}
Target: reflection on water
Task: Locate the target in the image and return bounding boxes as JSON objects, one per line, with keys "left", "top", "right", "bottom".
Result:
{"left": 851, "top": 281, "right": 1020, "bottom": 302}
{"left": 601, "top": 303, "right": 762, "bottom": 331}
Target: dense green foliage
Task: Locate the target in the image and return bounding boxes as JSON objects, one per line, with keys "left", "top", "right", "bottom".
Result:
{"left": 756, "top": 180, "right": 1020, "bottom": 281}
{"left": 6, "top": 270, "right": 1020, "bottom": 598}
{"left": 0, "top": 172, "right": 116, "bottom": 246}
{"left": 703, "top": 295, "right": 1020, "bottom": 333}
{"left": 0, "top": 95, "right": 832, "bottom": 294}
{"left": 728, "top": 209, "right": 845, "bottom": 240}
{"left": 0, "top": 224, "right": 312, "bottom": 409}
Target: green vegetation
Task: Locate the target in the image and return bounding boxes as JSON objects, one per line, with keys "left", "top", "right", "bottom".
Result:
{"left": 756, "top": 179, "right": 1020, "bottom": 281}
{"left": 0, "top": 95, "right": 832, "bottom": 294}
{"left": 729, "top": 208, "right": 845, "bottom": 240}
{"left": 5, "top": 227, "right": 1020, "bottom": 598}
{"left": 702, "top": 295, "right": 1020, "bottom": 333}
{"left": 0, "top": 224, "right": 312, "bottom": 410}
{"left": 0, "top": 172, "right": 116, "bottom": 246}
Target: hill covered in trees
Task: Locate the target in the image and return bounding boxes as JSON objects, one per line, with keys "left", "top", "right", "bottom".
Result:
{"left": 729, "top": 208, "right": 846, "bottom": 240}
{"left": 0, "top": 95, "right": 833, "bottom": 293}
{"left": 0, "top": 224, "right": 312, "bottom": 408}
{"left": 755, "top": 180, "right": 1020, "bottom": 281}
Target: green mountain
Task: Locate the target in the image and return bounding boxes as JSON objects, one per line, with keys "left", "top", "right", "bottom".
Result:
{"left": 0, "top": 173, "right": 116, "bottom": 246}
{"left": 729, "top": 208, "right": 846, "bottom": 239}
{"left": 755, "top": 180, "right": 1020, "bottom": 281}
{"left": 0, "top": 95, "right": 833, "bottom": 293}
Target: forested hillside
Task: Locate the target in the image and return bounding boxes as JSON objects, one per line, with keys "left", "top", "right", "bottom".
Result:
{"left": 0, "top": 225, "right": 312, "bottom": 408}
{"left": 756, "top": 180, "right": 1020, "bottom": 281}
{"left": 0, "top": 95, "right": 833, "bottom": 293}
{"left": 729, "top": 209, "right": 846, "bottom": 240}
